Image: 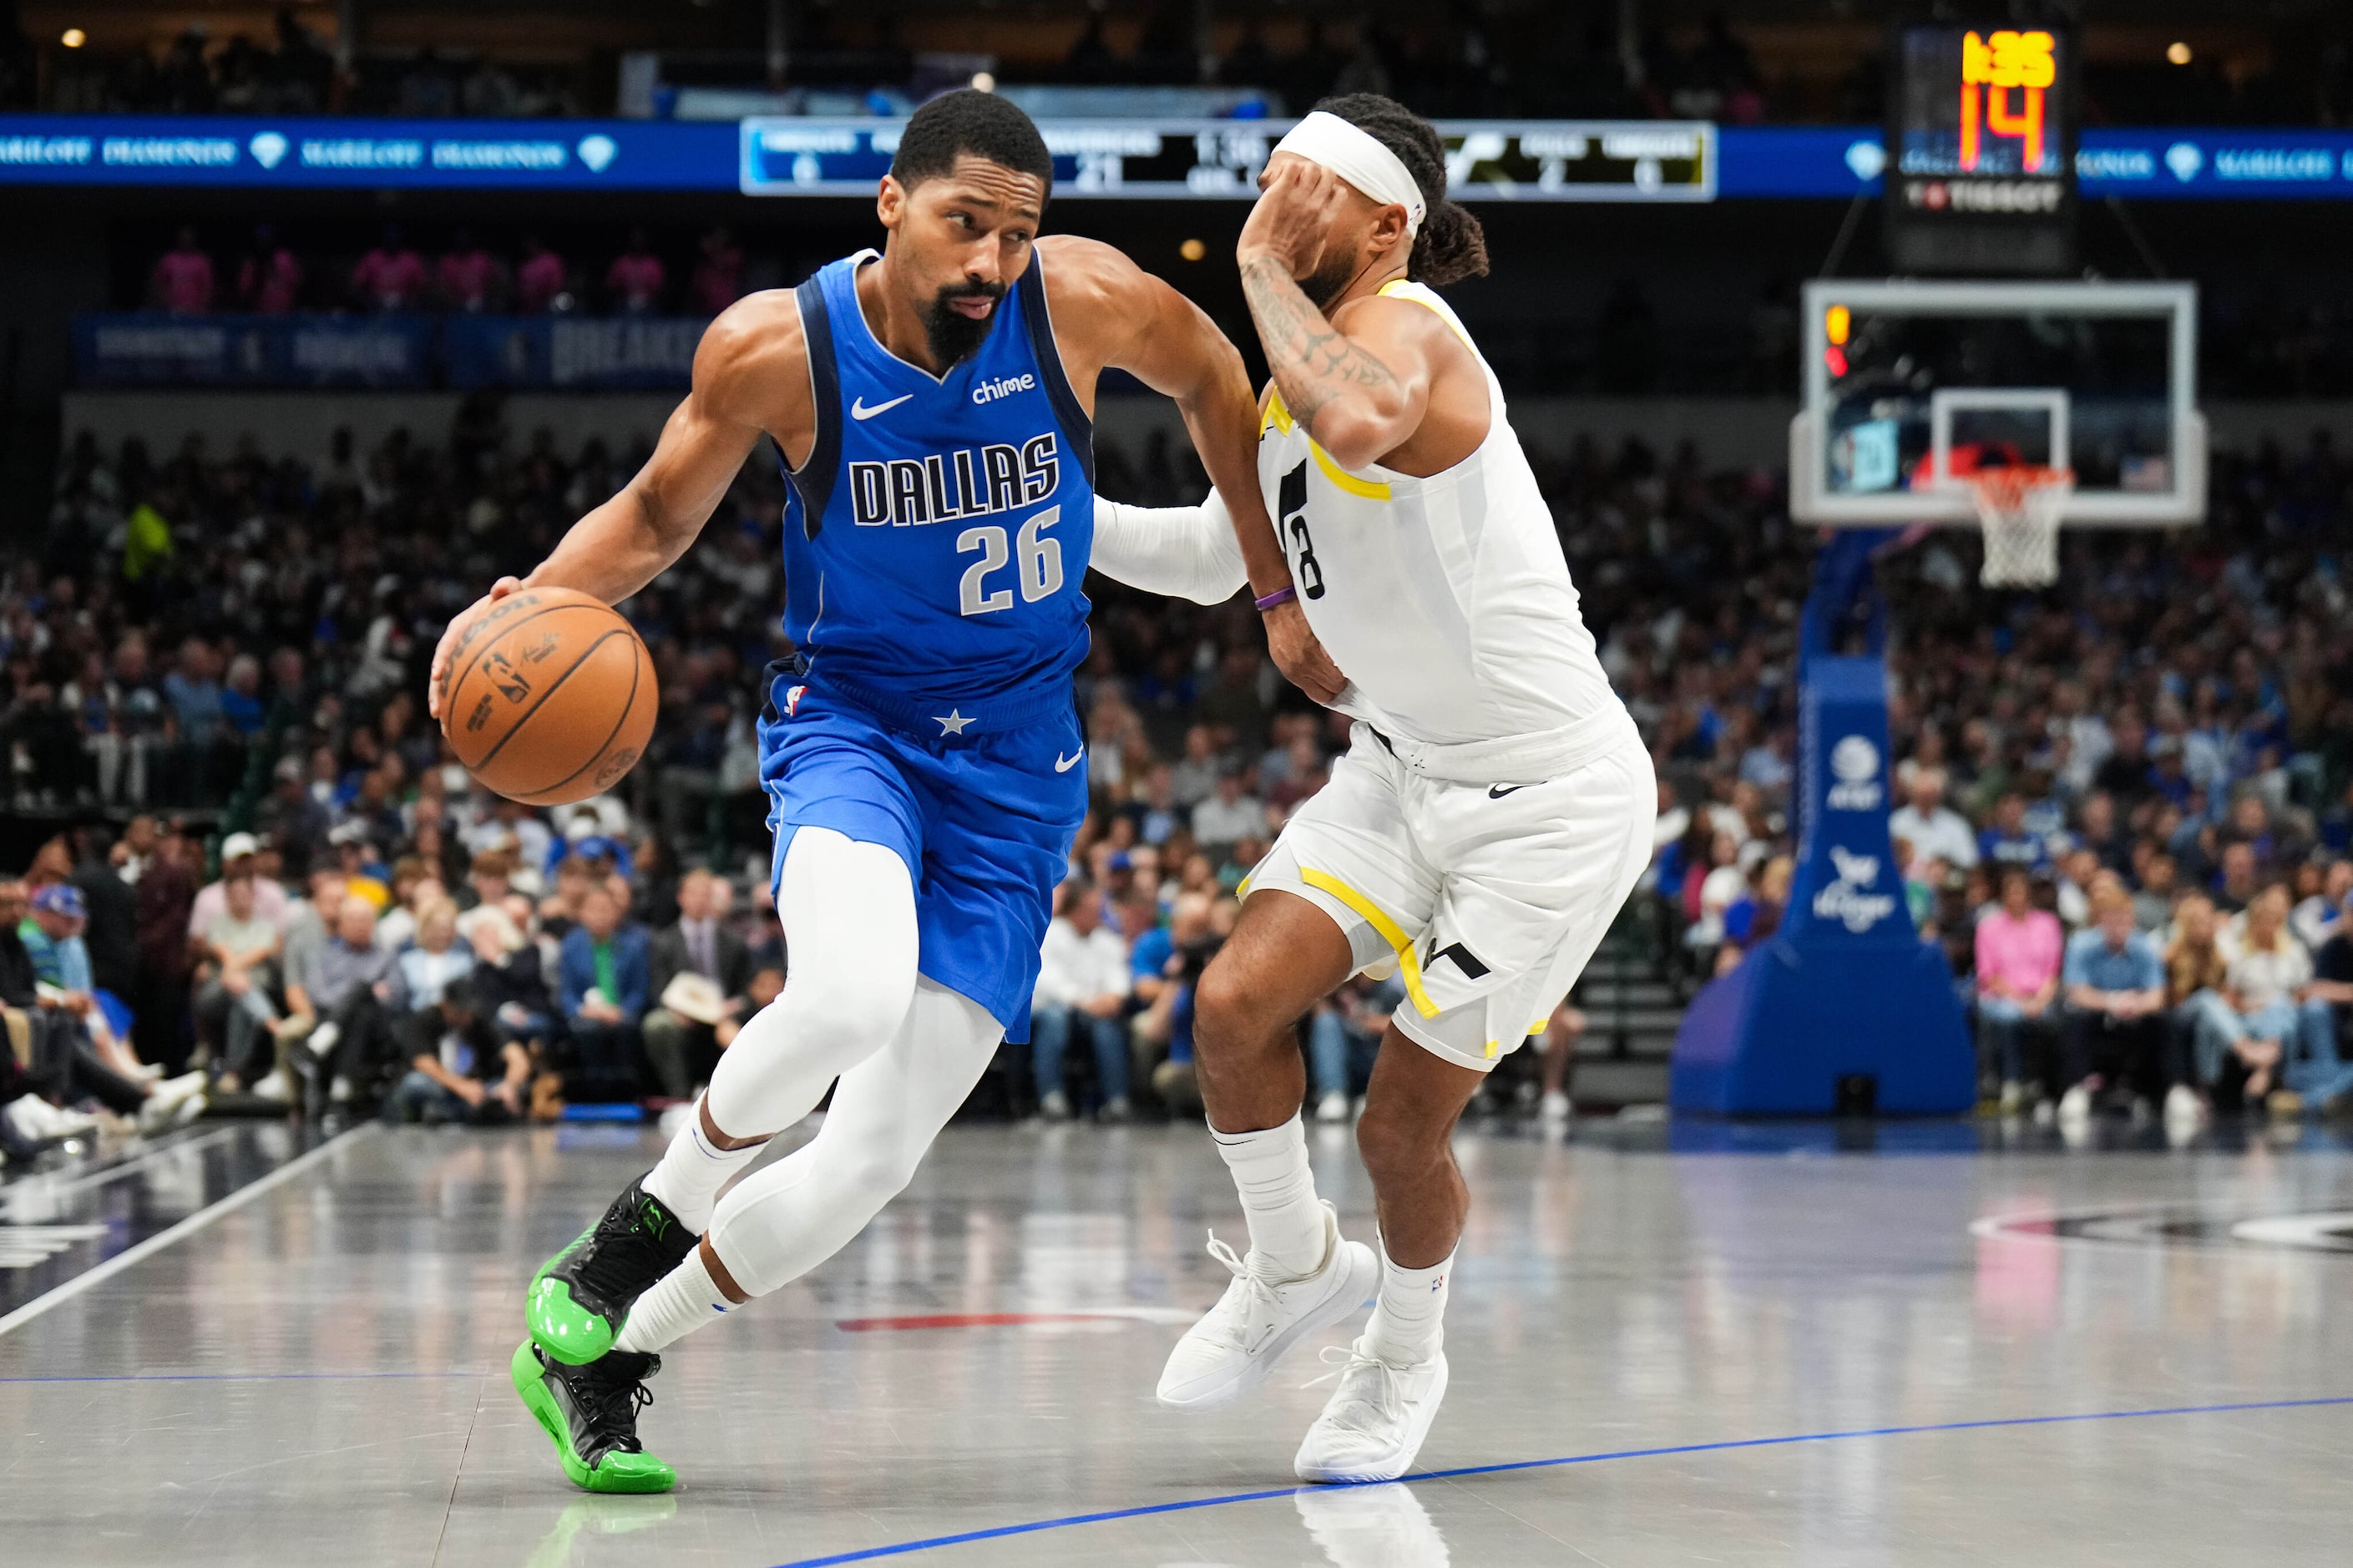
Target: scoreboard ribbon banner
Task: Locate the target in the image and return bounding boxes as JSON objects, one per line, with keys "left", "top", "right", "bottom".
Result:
{"left": 3, "top": 114, "right": 2352, "bottom": 201}
{"left": 738, "top": 118, "right": 1717, "bottom": 200}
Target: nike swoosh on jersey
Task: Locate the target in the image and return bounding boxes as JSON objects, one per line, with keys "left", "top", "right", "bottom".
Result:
{"left": 850, "top": 393, "right": 913, "bottom": 421}
{"left": 1054, "top": 751, "right": 1083, "bottom": 773}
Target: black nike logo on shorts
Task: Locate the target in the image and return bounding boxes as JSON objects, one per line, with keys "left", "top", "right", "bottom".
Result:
{"left": 1488, "top": 783, "right": 1530, "bottom": 798}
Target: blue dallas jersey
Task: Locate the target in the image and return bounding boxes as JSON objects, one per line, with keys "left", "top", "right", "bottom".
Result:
{"left": 778, "top": 247, "right": 1096, "bottom": 728}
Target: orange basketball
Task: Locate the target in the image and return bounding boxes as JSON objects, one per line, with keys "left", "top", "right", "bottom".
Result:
{"left": 438, "top": 586, "right": 658, "bottom": 807}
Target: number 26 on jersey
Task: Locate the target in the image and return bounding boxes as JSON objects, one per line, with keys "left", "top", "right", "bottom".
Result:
{"left": 957, "top": 506, "right": 1065, "bottom": 616}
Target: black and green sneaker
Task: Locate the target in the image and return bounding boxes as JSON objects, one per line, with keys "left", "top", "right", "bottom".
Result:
{"left": 510, "top": 1339, "right": 676, "bottom": 1494}
{"left": 528, "top": 1176, "right": 697, "bottom": 1365}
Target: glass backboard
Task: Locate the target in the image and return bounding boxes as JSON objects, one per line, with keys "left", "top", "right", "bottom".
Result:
{"left": 1791, "top": 280, "right": 2203, "bottom": 527}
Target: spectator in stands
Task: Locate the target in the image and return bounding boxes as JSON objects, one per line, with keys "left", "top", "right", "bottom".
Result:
{"left": 294, "top": 897, "right": 399, "bottom": 1115}
{"left": 691, "top": 225, "right": 745, "bottom": 316}
{"left": 1890, "top": 765, "right": 1978, "bottom": 871}
{"left": 1030, "top": 876, "right": 1132, "bottom": 1121}
{"left": 150, "top": 225, "right": 215, "bottom": 314}
{"left": 1191, "top": 761, "right": 1264, "bottom": 858}
{"left": 515, "top": 234, "right": 569, "bottom": 313}
{"left": 236, "top": 222, "right": 303, "bottom": 312}
{"left": 2057, "top": 888, "right": 2173, "bottom": 1125}
{"left": 557, "top": 883, "right": 649, "bottom": 1101}
{"left": 641, "top": 868, "right": 754, "bottom": 1100}
{"left": 2193, "top": 884, "right": 2314, "bottom": 1112}
{"left": 383, "top": 976, "right": 529, "bottom": 1125}
{"left": 1308, "top": 972, "right": 1402, "bottom": 1123}
{"left": 193, "top": 868, "right": 286, "bottom": 1094}
{"left": 606, "top": 226, "right": 666, "bottom": 314}
{"left": 394, "top": 900, "right": 472, "bottom": 1012}
{"left": 436, "top": 228, "right": 502, "bottom": 312}
{"left": 2293, "top": 859, "right": 2350, "bottom": 951}
{"left": 187, "top": 832, "right": 290, "bottom": 938}
{"left": 1975, "top": 867, "right": 2063, "bottom": 1113}
{"left": 1977, "top": 793, "right": 2049, "bottom": 874}
{"left": 351, "top": 224, "right": 428, "bottom": 312}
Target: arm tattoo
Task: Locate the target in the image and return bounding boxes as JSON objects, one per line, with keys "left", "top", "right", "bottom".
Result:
{"left": 1239, "top": 254, "right": 1398, "bottom": 434}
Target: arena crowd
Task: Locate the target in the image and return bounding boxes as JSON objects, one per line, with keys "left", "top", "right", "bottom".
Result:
{"left": 3, "top": 408, "right": 2352, "bottom": 1158}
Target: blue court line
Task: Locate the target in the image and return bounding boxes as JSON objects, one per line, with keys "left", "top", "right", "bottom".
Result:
{"left": 0, "top": 1370, "right": 488, "bottom": 1384}
{"left": 766, "top": 1393, "right": 2353, "bottom": 1568}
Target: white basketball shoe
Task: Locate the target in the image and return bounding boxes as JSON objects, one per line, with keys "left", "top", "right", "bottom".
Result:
{"left": 1293, "top": 1335, "right": 1450, "bottom": 1483}
{"left": 1156, "top": 1201, "right": 1377, "bottom": 1411}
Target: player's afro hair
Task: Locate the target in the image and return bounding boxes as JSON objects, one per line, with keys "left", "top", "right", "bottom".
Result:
{"left": 890, "top": 89, "right": 1055, "bottom": 200}
{"left": 1313, "top": 93, "right": 1490, "bottom": 288}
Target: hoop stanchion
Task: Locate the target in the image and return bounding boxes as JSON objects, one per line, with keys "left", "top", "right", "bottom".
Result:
{"left": 1970, "top": 465, "right": 2072, "bottom": 589}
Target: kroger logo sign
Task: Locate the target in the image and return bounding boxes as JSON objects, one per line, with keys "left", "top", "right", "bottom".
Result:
{"left": 1812, "top": 845, "right": 1900, "bottom": 934}
{"left": 1825, "top": 733, "right": 1882, "bottom": 812}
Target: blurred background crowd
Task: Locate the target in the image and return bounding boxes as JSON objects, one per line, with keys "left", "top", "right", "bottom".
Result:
{"left": 4, "top": 401, "right": 2351, "bottom": 1156}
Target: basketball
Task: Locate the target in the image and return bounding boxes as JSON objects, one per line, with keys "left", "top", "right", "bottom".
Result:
{"left": 438, "top": 586, "right": 657, "bottom": 807}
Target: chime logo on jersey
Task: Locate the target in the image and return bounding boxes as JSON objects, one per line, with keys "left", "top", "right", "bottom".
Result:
{"left": 846, "top": 432, "right": 1061, "bottom": 528}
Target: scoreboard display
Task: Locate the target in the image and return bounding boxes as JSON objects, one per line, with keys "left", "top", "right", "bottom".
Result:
{"left": 1885, "top": 21, "right": 2077, "bottom": 275}
{"left": 740, "top": 119, "right": 1714, "bottom": 202}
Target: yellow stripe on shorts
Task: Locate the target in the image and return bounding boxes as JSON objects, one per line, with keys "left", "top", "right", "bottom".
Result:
{"left": 1298, "top": 867, "right": 1441, "bottom": 1019}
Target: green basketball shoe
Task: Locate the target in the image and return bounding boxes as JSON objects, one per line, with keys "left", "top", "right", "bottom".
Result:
{"left": 510, "top": 1339, "right": 676, "bottom": 1494}
{"left": 527, "top": 1176, "right": 697, "bottom": 1365}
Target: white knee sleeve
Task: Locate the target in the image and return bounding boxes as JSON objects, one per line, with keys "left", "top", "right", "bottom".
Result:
{"left": 702, "top": 826, "right": 919, "bottom": 1140}
{"left": 708, "top": 979, "right": 1003, "bottom": 1298}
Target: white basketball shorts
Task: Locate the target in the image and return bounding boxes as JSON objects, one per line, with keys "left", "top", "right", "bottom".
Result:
{"left": 1245, "top": 722, "right": 1656, "bottom": 1073}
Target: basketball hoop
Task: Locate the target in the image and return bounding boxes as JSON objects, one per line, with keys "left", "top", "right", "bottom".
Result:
{"left": 1967, "top": 465, "right": 2072, "bottom": 589}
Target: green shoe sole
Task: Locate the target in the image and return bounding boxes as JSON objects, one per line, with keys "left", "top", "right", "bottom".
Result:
{"left": 528, "top": 1226, "right": 617, "bottom": 1367}
{"left": 509, "top": 1340, "right": 676, "bottom": 1495}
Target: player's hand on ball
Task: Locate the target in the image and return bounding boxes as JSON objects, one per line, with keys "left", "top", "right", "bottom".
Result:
{"left": 428, "top": 575, "right": 523, "bottom": 721}
{"left": 1263, "top": 597, "right": 1348, "bottom": 706}
{"left": 1238, "top": 157, "right": 1348, "bottom": 279}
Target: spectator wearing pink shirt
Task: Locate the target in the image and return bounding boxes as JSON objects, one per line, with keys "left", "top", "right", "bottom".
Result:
{"left": 351, "top": 224, "right": 428, "bottom": 312}
{"left": 236, "top": 223, "right": 304, "bottom": 313}
{"left": 514, "top": 235, "right": 569, "bottom": 313}
{"left": 150, "top": 226, "right": 215, "bottom": 314}
{"left": 1975, "top": 865, "right": 2063, "bottom": 1112}
{"left": 435, "top": 228, "right": 501, "bottom": 312}
{"left": 690, "top": 225, "right": 744, "bottom": 316}
{"left": 605, "top": 226, "right": 665, "bottom": 313}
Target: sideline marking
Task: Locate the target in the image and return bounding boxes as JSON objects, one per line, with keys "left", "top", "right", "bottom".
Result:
{"left": 0, "top": 1125, "right": 242, "bottom": 1219}
{"left": 836, "top": 1308, "right": 1200, "bottom": 1333}
{"left": 0, "top": 1123, "right": 378, "bottom": 1339}
{"left": 0, "top": 1369, "right": 486, "bottom": 1384}
{"left": 764, "top": 1393, "right": 2353, "bottom": 1568}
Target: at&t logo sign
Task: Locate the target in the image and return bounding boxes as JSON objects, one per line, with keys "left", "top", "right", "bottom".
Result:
{"left": 1825, "top": 734, "right": 1883, "bottom": 812}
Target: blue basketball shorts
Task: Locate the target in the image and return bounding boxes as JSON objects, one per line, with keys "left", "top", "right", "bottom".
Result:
{"left": 757, "top": 672, "right": 1087, "bottom": 1043}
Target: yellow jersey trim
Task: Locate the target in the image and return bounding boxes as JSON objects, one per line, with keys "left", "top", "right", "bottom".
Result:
{"left": 1261, "top": 389, "right": 1294, "bottom": 436}
{"left": 1262, "top": 388, "right": 1394, "bottom": 500}
{"left": 1298, "top": 867, "right": 1440, "bottom": 1019}
{"left": 1376, "top": 278, "right": 1479, "bottom": 353}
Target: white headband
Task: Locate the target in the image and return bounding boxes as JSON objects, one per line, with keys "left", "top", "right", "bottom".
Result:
{"left": 1271, "top": 111, "right": 1426, "bottom": 238}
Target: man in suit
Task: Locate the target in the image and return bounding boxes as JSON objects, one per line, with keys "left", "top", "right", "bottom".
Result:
{"left": 641, "top": 869, "right": 756, "bottom": 1100}
{"left": 557, "top": 883, "right": 652, "bottom": 1101}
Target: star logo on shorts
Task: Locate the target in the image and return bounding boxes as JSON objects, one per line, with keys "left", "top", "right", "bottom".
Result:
{"left": 934, "top": 709, "right": 974, "bottom": 736}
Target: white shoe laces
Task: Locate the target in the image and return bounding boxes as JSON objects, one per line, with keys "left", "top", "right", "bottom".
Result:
{"left": 1304, "top": 1342, "right": 1408, "bottom": 1436}
{"left": 1197, "top": 1232, "right": 1283, "bottom": 1349}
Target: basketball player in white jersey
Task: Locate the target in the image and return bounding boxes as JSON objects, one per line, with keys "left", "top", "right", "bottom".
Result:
{"left": 1086, "top": 95, "right": 1654, "bottom": 1481}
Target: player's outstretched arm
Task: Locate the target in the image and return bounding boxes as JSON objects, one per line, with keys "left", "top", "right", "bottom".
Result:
{"left": 1040, "top": 235, "right": 1344, "bottom": 705}
{"left": 429, "top": 294, "right": 809, "bottom": 719}
{"left": 1235, "top": 159, "right": 1450, "bottom": 473}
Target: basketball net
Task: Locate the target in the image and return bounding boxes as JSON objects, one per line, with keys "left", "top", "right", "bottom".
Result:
{"left": 1966, "top": 465, "right": 2072, "bottom": 589}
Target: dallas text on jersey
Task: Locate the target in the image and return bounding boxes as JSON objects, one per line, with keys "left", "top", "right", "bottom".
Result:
{"left": 846, "top": 433, "right": 1062, "bottom": 529}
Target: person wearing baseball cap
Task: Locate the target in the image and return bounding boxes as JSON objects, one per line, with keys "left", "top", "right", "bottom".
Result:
{"left": 21, "top": 881, "right": 205, "bottom": 1128}
{"left": 186, "top": 828, "right": 292, "bottom": 943}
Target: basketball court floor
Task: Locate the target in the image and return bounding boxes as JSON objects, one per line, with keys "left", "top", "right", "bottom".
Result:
{"left": 7, "top": 1115, "right": 2353, "bottom": 1565}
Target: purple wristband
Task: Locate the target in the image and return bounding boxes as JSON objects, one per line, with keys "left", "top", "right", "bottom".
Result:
{"left": 1254, "top": 585, "right": 1298, "bottom": 612}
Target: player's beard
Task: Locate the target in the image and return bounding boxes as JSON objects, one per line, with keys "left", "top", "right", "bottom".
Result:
{"left": 1299, "top": 249, "right": 1358, "bottom": 312}
{"left": 922, "top": 281, "right": 1010, "bottom": 369}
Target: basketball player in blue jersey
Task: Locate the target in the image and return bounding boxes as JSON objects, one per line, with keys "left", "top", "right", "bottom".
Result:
{"left": 427, "top": 90, "right": 1342, "bottom": 1494}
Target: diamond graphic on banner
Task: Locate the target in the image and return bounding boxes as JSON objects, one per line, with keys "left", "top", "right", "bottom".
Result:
{"left": 248, "top": 131, "right": 288, "bottom": 169}
{"left": 575, "top": 134, "right": 617, "bottom": 173}
{"left": 1844, "top": 139, "right": 1886, "bottom": 181}
{"left": 2164, "top": 142, "right": 2203, "bottom": 183}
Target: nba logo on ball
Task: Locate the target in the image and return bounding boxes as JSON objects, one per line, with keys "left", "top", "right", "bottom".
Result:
{"left": 1826, "top": 735, "right": 1882, "bottom": 812}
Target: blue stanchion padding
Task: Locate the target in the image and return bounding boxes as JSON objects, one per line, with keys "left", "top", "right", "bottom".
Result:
{"left": 1671, "top": 655, "right": 1976, "bottom": 1115}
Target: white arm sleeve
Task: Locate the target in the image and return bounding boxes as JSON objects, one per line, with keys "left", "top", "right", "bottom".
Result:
{"left": 1089, "top": 492, "right": 1251, "bottom": 605}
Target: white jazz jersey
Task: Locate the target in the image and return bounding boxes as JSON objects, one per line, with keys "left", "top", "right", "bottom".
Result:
{"left": 1247, "top": 279, "right": 1654, "bottom": 1071}
{"left": 1254, "top": 278, "right": 1634, "bottom": 783}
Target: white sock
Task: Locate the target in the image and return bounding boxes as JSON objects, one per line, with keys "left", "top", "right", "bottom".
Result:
{"left": 1212, "top": 1113, "right": 1328, "bottom": 1277}
{"left": 640, "top": 1100, "right": 767, "bottom": 1236}
{"left": 614, "top": 1246, "right": 734, "bottom": 1355}
{"left": 1364, "top": 1242, "right": 1452, "bottom": 1365}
